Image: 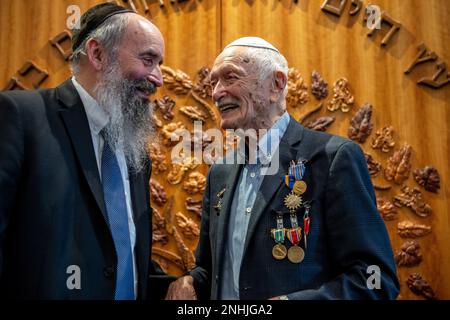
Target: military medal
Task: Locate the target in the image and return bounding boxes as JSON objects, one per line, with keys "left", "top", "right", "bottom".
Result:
{"left": 286, "top": 212, "right": 305, "bottom": 263}
{"left": 272, "top": 243, "right": 287, "bottom": 260}
{"left": 284, "top": 192, "right": 302, "bottom": 212}
{"left": 292, "top": 160, "right": 308, "bottom": 193}
{"left": 271, "top": 212, "right": 287, "bottom": 260}
{"left": 283, "top": 159, "right": 309, "bottom": 263}
{"left": 285, "top": 174, "right": 295, "bottom": 189}
{"left": 213, "top": 188, "right": 226, "bottom": 214}
{"left": 293, "top": 180, "right": 307, "bottom": 195}
{"left": 284, "top": 160, "right": 308, "bottom": 213}
{"left": 287, "top": 245, "right": 305, "bottom": 263}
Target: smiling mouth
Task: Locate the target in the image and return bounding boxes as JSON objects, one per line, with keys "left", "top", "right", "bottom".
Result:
{"left": 137, "top": 88, "right": 150, "bottom": 95}
{"left": 135, "top": 83, "right": 156, "bottom": 97}
{"left": 218, "top": 103, "right": 240, "bottom": 113}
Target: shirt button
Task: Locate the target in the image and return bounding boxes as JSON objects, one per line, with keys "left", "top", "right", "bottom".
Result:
{"left": 250, "top": 172, "right": 256, "bottom": 178}
{"left": 246, "top": 207, "right": 252, "bottom": 214}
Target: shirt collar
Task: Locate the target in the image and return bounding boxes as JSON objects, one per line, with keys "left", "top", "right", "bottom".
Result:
{"left": 71, "top": 77, "right": 109, "bottom": 135}
{"left": 258, "top": 111, "right": 290, "bottom": 161}
{"left": 237, "top": 111, "right": 290, "bottom": 164}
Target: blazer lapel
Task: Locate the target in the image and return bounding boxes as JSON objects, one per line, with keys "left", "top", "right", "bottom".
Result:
{"left": 57, "top": 80, "right": 108, "bottom": 221}
{"left": 129, "top": 167, "right": 150, "bottom": 223}
{"left": 242, "top": 117, "right": 305, "bottom": 257}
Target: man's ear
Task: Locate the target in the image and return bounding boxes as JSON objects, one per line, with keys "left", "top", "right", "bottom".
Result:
{"left": 85, "top": 38, "right": 105, "bottom": 71}
{"left": 270, "top": 70, "right": 287, "bottom": 103}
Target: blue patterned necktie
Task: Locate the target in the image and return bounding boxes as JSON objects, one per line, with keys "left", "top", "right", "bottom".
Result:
{"left": 101, "top": 136, "right": 135, "bottom": 300}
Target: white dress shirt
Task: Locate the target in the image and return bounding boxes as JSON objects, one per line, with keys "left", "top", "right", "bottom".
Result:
{"left": 71, "top": 77, "right": 138, "bottom": 298}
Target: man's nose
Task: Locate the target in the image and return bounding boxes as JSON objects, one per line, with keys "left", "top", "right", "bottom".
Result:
{"left": 148, "top": 66, "right": 163, "bottom": 87}
{"left": 212, "top": 82, "right": 227, "bottom": 102}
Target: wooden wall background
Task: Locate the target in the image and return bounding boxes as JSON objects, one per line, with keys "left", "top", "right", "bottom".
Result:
{"left": 0, "top": 0, "right": 449, "bottom": 300}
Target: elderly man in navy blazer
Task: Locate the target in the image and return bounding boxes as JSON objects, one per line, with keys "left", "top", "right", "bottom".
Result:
{"left": 166, "top": 37, "right": 399, "bottom": 300}
{"left": 0, "top": 3, "right": 174, "bottom": 299}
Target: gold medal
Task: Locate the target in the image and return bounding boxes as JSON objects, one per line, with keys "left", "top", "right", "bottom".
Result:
{"left": 293, "top": 180, "right": 307, "bottom": 195}
{"left": 271, "top": 213, "right": 287, "bottom": 261}
{"left": 284, "top": 192, "right": 302, "bottom": 212}
{"left": 272, "top": 243, "right": 287, "bottom": 260}
{"left": 287, "top": 245, "right": 305, "bottom": 263}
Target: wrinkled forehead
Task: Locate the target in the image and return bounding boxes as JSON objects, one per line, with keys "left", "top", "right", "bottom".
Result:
{"left": 212, "top": 47, "right": 257, "bottom": 74}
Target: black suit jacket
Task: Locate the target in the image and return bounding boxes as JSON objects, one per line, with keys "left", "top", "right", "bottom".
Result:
{"left": 0, "top": 80, "right": 174, "bottom": 299}
{"left": 191, "top": 117, "right": 400, "bottom": 300}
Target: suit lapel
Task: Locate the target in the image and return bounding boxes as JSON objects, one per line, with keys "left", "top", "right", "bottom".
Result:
{"left": 58, "top": 80, "right": 108, "bottom": 221}
{"left": 129, "top": 167, "right": 149, "bottom": 223}
{"left": 242, "top": 117, "right": 305, "bottom": 257}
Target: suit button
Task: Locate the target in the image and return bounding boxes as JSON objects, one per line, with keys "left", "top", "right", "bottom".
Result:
{"left": 215, "top": 275, "right": 219, "bottom": 282}
{"left": 103, "top": 266, "right": 115, "bottom": 278}
{"left": 243, "top": 286, "right": 252, "bottom": 291}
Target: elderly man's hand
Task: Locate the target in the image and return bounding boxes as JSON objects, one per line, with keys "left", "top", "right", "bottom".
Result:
{"left": 165, "top": 275, "right": 197, "bottom": 300}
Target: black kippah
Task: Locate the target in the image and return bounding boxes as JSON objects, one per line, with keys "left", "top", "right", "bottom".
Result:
{"left": 71, "top": 3, "right": 134, "bottom": 52}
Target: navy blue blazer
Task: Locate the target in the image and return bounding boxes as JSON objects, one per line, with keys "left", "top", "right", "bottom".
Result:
{"left": 191, "top": 117, "right": 399, "bottom": 300}
{"left": 0, "top": 80, "right": 174, "bottom": 299}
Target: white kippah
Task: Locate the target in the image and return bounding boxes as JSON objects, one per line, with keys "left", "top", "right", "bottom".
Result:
{"left": 224, "top": 36, "right": 280, "bottom": 54}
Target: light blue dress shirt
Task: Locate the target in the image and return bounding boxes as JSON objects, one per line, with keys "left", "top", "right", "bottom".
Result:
{"left": 219, "top": 111, "right": 290, "bottom": 299}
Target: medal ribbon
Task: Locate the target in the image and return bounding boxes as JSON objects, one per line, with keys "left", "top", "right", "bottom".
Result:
{"left": 274, "top": 229, "right": 284, "bottom": 243}
{"left": 288, "top": 228, "right": 300, "bottom": 245}
{"left": 303, "top": 207, "right": 310, "bottom": 235}
{"left": 293, "top": 160, "right": 305, "bottom": 181}
{"left": 303, "top": 202, "right": 312, "bottom": 249}
{"left": 287, "top": 212, "right": 301, "bottom": 245}
{"left": 272, "top": 212, "right": 285, "bottom": 244}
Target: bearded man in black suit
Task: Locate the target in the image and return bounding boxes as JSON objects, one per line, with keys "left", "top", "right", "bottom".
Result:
{"left": 0, "top": 3, "right": 174, "bottom": 299}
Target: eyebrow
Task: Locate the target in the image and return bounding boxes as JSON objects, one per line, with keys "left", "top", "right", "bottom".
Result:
{"left": 224, "top": 63, "right": 240, "bottom": 71}
{"left": 210, "top": 64, "right": 244, "bottom": 81}
{"left": 219, "top": 65, "right": 245, "bottom": 77}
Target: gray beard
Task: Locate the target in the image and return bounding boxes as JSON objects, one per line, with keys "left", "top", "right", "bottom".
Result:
{"left": 94, "top": 62, "right": 156, "bottom": 173}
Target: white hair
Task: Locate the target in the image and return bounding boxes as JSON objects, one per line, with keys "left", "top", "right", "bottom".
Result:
{"left": 243, "top": 47, "right": 289, "bottom": 98}
{"left": 70, "top": 14, "right": 130, "bottom": 74}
